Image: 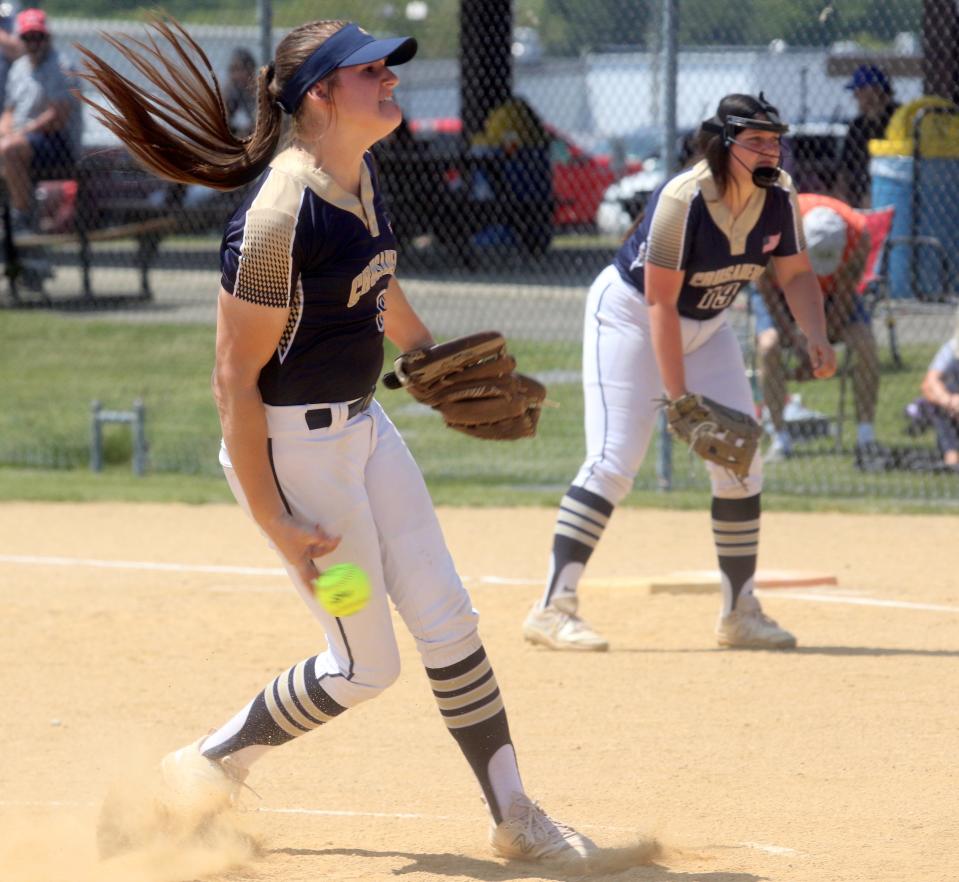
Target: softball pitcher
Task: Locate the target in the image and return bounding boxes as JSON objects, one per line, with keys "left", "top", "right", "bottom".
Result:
{"left": 523, "top": 93, "right": 837, "bottom": 652}
{"left": 81, "top": 18, "right": 595, "bottom": 866}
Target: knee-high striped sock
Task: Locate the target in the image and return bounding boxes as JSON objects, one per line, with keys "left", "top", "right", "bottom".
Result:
{"left": 201, "top": 655, "right": 346, "bottom": 763}
{"left": 541, "top": 485, "right": 614, "bottom": 610}
{"left": 712, "top": 494, "right": 761, "bottom": 616}
{"left": 427, "top": 645, "right": 519, "bottom": 825}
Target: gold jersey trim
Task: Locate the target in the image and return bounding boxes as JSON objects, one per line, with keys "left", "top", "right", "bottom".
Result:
{"left": 270, "top": 147, "right": 379, "bottom": 236}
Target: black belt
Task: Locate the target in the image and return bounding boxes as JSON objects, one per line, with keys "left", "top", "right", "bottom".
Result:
{"left": 304, "top": 390, "right": 374, "bottom": 430}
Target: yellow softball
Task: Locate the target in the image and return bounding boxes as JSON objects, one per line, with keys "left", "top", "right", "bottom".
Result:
{"left": 312, "top": 563, "right": 371, "bottom": 617}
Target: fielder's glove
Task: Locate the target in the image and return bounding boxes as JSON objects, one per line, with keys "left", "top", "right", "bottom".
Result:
{"left": 664, "top": 392, "right": 761, "bottom": 480}
{"left": 383, "top": 330, "right": 547, "bottom": 440}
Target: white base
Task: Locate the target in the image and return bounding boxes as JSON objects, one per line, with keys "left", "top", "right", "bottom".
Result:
{"left": 582, "top": 569, "right": 838, "bottom": 594}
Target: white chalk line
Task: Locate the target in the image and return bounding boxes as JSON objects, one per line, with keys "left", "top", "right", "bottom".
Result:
{"left": 759, "top": 590, "right": 959, "bottom": 614}
{"left": 259, "top": 807, "right": 644, "bottom": 837}
{"left": 0, "top": 799, "right": 797, "bottom": 856}
{"left": 0, "top": 799, "right": 95, "bottom": 808}
{"left": 1, "top": 553, "right": 956, "bottom": 614}
{"left": 0, "top": 553, "right": 286, "bottom": 577}
{"left": 739, "top": 841, "right": 799, "bottom": 855}
{"left": 481, "top": 575, "right": 541, "bottom": 586}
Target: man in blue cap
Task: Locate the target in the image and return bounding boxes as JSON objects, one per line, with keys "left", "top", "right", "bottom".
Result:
{"left": 836, "top": 64, "right": 899, "bottom": 207}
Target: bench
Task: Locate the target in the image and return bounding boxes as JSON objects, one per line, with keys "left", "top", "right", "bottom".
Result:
{"left": 1, "top": 147, "right": 180, "bottom": 306}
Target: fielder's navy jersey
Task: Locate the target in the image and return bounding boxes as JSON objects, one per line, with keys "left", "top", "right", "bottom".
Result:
{"left": 220, "top": 147, "right": 397, "bottom": 406}
{"left": 614, "top": 160, "right": 805, "bottom": 321}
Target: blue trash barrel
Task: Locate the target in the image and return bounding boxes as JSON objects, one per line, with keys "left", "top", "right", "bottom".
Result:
{"left": 871, "top": 155, "right": 959, "bottom": 299}
{"left": 869, "top": 97, "right": 959, "bottom": 300}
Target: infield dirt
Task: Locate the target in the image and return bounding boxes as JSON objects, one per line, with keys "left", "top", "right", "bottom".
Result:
{"left": 1, "top": 502, "right": 957, "bottom": 882}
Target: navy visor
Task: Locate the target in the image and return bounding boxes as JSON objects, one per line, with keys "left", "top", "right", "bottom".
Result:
{"left": 278, "top": 22, "right": 417, "bottom": 114}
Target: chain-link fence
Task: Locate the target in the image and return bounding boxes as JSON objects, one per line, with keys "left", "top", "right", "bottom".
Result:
{"left": 1, "top": 1, "right": 958, "bottom": 504}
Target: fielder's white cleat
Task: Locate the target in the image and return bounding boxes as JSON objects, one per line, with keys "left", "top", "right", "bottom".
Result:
{"left": 716, "top": 595, "right": 797, "bottom": 649}
{"left": 159, "top": 739, "right": 249, "bottom": 817}
{"left": 522, "top": 596, "right": 609, "bottom": 652}
{"left": 490, "top": 792, "right": 597, "bottom": 865}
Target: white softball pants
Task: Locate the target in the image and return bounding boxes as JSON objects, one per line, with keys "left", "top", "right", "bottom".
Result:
{"left": 221, "top": 399, "right": 480, "bottom": 711}
{"left": 573, "top": 265, "right": 763, "bottom": 502}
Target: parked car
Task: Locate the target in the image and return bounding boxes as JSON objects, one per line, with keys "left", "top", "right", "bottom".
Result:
{"left": 546, "top": 126, "right": 644, "bottom": 227}
{"left": 572, "top": 128, "right": 666, "bottom": 176}
{"left": 408, "top": 117, "right": 642, "bottom": 229}
{"left": 595, "top": 128, "right": 696, "bottom": 236}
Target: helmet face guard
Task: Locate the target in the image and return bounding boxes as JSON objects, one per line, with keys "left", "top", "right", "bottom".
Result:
{"left": 721, "top": 115, "right": 789, "bottom": 141}
{"left": 701, "top": 93, "right": 789, "bottom": 188}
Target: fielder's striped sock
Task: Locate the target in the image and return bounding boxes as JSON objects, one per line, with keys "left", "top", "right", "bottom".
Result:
{"left": 541, "top": 484, "right": 614, "bottom": 609}
{"left": 712, "top": 494, "right": 761, "bottom": 616}
{"left": 427, "top": 645, "right": 517, "bottom": 824}
{"left": 202, "top": 655, "right": 346, "bottom": 761}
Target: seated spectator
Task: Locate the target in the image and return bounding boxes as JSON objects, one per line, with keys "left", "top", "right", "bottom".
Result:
{"left": 469, "top": 94, "right": 553, "bottom": 256}
{"left": 181, "top": 47, "right": 258, "bottom": 215}
{"left": 751, "top": 193, "right": 880, "bottom": 461}
{"left": 224, "top": 47, "right": 256, "bottom": 138}
{"left": 919, "top": 310, "right": 959, "bottom": 471}
{"left": 472, "top": 94, "right": 549, "bottom": 154}
{"left": 0, "top": 8, "right": 81, "bottom": 232}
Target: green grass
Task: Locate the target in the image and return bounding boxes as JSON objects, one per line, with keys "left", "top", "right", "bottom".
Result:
{"left": 0, "top": 467, "right": 234, "bottom": 503}
{"left": 1, "top": 311, "right": 956, "bottom": 509}
{"left": 0, "top": 467, "right": 954, "bottom": 512}
{"left": 0, "top": 313, "right": 219, "bottom": 474}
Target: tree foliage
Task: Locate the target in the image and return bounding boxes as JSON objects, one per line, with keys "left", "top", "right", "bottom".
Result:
{"left": 682, "top": 0, "right": 923, "bottom": 49}
{"left": 535, "top": 0, "right": 923, "bottom": 53}
{"left": 41, "top": 0, "right": 924, "bottom": 55}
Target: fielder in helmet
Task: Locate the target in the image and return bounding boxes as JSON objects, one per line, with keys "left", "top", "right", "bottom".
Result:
{"left": 524, "top": 93, "right": 837, "bottom": 652}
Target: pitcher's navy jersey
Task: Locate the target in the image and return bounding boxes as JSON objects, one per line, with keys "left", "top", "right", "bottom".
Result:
{"left": 614, "top": 160, "right": 805, "bottom": 321}
{"left": 220, "top": 147, "right": 397, "bottom": 406}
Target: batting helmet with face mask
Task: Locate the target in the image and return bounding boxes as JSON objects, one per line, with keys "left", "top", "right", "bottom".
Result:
{"left": 701, "top": 92, "right": 789, "bottom": 188}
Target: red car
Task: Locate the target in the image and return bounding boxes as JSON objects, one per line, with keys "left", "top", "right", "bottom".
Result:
{"left": 408, "top": 118, "right": 642, "bottom": 228}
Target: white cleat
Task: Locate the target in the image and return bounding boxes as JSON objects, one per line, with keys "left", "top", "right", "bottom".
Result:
{"left": 97, "top": 739, "right": 250, "bottom": 858}
{"left": 490, "top": 792, "right": 597, "bottom": 866}
{"left": 716, "top": 595, "right": 797, "bottom": 649}
{"left": 763, "top": 436, "right": 793, "bottom": 463}
{"left": 522, "top": 598, "right": 609, "bottom": 652}
{"left": 159, "top": 739, "right": 249, "bottom": 817}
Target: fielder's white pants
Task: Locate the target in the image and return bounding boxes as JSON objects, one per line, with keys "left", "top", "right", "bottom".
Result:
{"left": 221, "top": 399, "right": 480, "bottom": 710}
{"left": 573, "top": 265, "right": 763, "bottom": 502}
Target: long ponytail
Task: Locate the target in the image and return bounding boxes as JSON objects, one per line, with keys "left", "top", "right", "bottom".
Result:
{"left": 76, "top": 16, "right": 346, "bottom": 191}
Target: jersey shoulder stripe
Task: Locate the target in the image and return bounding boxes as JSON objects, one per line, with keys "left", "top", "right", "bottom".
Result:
{"left": 659, "top": 160, "right": 712, "bottom": 203}
{"left": 232, "top": 167, "right": 307, "bottom": 309}
{"left": 646, "top": 163, "right": 706, "bottom": 270}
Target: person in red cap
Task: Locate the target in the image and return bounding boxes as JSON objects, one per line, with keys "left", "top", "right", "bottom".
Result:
{"left": 0, "top": 8, "right": 81, "bottom": 232}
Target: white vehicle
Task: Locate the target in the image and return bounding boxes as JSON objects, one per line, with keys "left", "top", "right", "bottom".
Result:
{"left": 595, "top": 156, "right": 670, "bottom": 237}
{"left": 594, "top": 128, "right": 695, "bottom": 236}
